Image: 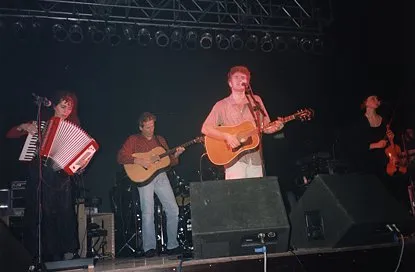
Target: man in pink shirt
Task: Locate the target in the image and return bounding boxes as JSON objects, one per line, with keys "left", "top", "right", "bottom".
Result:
{"left": 202, "top": 66, "right": 284, "bottom": 180}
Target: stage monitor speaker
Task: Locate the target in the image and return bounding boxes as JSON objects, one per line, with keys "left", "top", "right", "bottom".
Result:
{"left": 190, "top": 176, "right": 290, "bottom": 259}
{"left": 0, "top": 219, "right": 32, "bottom": 272}
{"left": 289, "top": 174, "right": 410, "bottom": 249}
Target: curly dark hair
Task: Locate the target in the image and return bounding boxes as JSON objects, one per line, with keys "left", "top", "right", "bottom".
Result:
{"left": 51, "top": 91, "right": 80, "bottom": 125}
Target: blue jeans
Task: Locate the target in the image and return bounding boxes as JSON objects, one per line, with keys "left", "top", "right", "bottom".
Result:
{"left": 137, "top": 172, "right": 179, "bottom": 252}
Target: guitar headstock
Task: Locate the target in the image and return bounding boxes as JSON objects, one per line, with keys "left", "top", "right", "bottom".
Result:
{"left": 294, "top": 108, "right": 314, "bottom": 122}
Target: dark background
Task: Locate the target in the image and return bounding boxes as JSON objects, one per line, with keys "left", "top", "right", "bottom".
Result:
{"left": 0, "top": 1, "right": 413, "bottom": 212}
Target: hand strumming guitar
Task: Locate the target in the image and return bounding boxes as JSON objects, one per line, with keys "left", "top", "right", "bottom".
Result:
{"left": 224, "top": 133, "right": 241, "bottom": 149}
{"left": 134, "top": 157, "right": 153, "bottom": 169}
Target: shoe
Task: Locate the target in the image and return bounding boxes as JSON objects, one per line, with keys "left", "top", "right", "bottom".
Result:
{"left": 167, "top": 247, "right": 182, "bottom": 255}
{"left": 144, "top": 249, "right": 156, "bottom": 258}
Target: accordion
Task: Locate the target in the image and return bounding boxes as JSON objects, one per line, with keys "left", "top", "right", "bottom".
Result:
{"left": 40, "top": 117, "right": 99, "bottom": 175}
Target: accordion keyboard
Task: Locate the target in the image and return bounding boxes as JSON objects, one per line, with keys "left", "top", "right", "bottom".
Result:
{"left": 19, "top": 121, "right": 46, "bottom": 161}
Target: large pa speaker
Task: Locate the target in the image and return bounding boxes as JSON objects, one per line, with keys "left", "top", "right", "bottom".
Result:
{"left": 190, "top": 176, "right": 290, "bottom": 259}
{"left": 289, "top": 174, "right": 410, "bottom": 249}
{"left": 0, "top": 219, "right": 33, "bottom": 272}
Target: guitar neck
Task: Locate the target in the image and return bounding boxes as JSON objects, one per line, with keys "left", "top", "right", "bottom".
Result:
{"left": 159, "top": 138, "right": 200, "bottom": 158}
{"left": 266, "top": 114, "right": 296, "bottom": 129}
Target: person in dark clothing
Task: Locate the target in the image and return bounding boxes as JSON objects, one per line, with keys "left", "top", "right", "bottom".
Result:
{"left": 6, "top": 91, "right": 88, "bottom": 262}
{"left": 346, "top": 95, "right": 410, "bottom": 213}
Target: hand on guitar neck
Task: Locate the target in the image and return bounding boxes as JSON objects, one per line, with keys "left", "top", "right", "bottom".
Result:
{"left": 223, "top": 118, "right": 285, "bottom": 149}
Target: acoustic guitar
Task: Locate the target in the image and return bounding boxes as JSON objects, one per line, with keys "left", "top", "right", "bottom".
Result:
{"left": 204, "top": 108, "right": 314, "bottom": 165}
{"left": 124, "top": 136, "right": 203, "bottom": 186}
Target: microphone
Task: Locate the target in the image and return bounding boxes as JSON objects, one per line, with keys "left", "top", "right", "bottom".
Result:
{"left": 32, "top": 93, "right": 52, "bottom": 107}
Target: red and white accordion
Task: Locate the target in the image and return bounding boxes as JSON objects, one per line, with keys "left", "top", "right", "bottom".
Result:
{"left": 40, "top": 116, "right": 99, "bottom": 175}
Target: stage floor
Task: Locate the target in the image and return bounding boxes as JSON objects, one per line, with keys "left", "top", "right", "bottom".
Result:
{"left": 59, "top": 237, "right": 415, "bottom": 272}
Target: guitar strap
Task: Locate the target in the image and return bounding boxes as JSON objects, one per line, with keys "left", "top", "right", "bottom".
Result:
{"left": 154, "top": 135, "right": 168, "bottom": 150}
{"left": 246, "top": 98, "right": 266, "bottom": 176}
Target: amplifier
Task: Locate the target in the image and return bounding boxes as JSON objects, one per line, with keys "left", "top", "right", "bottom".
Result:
{"left": 77, "top": 204, "right": 114, "bottom": 259}
{"left": 11, "top": 181, "right": 26, "bottom": 210}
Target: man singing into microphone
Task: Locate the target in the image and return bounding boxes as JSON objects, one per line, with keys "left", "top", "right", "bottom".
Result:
{"left": 201, "top": 65, "right": 284, "bottom": 180}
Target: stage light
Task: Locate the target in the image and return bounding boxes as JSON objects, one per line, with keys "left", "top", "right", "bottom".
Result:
{"left": 13, "top": 21, "right": 28, "bottom": 41}
{"left": 123, "top": 25, "right": 134, "bottom": 41}
{"left": 137, "top": 28, "right": 151, "bottom": 46}
{"left": 31, "top": 21, "right": 42, "bottom": 40}
{"left": 200, "top": 32, "right": 212, "bottom": 49}
{"left": 155, "top": 30, "right": 169, "bottom": 47}
{"left": 300, "top": 38, "right": 312, "bottom": 52}
{"left": 245, "top": 34, "right": 258, "bottom": 51}
{"left": 170, "top": 30, "right": 182, "bottom": 50}
{"left": 288, "top": 36, "right": 299, "bottom": 48}
{"left": 216, "top": 33, "right": 230, "bottom": 50}
{"left": 313, "top": 38, "right": 324, "bottom": 54}
{"left": 230, "top": 34, "right": 243, "bottom": 50}
{"left": 52, "top": 24, "right": 68, "bottom": 42}
{"left": 68, "top": 24, "right": 83, "bottom": 44}
{"left": 260, "top": 33, "right": 273, "bottom": 53}
{"left": 105, "top": 25, "right": 121, "bottom": 47}
{"left": 274, "top": 36, "right": 288, "bottom": 52}
{"left": 88, "top": 25, "right": 105, "bottom": 44}
{"left": 185, "top": 31, "right": 197, "bottom": 50}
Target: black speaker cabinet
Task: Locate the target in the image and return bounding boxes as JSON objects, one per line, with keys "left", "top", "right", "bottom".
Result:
{"left": 0, "top": 219, "right": 32, "bottom": 272}
{"left": 190, "top": 176, "right": 290, "bottom": 259}
{"left": 289, "top": 174, "right": 410, "bottom": 249}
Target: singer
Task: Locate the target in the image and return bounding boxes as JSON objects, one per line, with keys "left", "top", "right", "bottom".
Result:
{"left": 6, "top": 91, "right": 84, "bottom": 262}
{"left": 201, "top": 65, "right": 284, "bottom": 180}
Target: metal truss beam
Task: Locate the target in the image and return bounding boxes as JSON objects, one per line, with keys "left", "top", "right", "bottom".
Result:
{"left": 0, "top": 0, "right": 332, "bottom": 35}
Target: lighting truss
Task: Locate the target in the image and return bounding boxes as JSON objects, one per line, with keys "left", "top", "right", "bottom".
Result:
{"left": 0, "top": 0, "right": 333, "bottom": 35}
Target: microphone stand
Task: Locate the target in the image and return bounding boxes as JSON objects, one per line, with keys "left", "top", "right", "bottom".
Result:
{"left": 31, "top": 98, "right": 47, "bottom": 272}
{"left": 244, "top": 83, "right": 267, "bottom": 176}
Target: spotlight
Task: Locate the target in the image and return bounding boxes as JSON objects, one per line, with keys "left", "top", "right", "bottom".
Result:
{"left": 68, "top": 24, "right": 83, "bottom": 44}
{"left": 123, "top": 25, "right": 134, "bottom": 42}
{"left": 170, "top": 30, "right": 182, "bottom": 50}
{"left": 274, "top": 36, "right": 288, "bottom": 52}
{"left": 312, "top": 38, "right": 324, "bottom": 54}
{"left": 31, "top": 21, "right": 42, "bottom": 40}
{"left": 137, "top": 28, "right": 151, "bottom": 46}
{"left": 52, "top": 24, "right": 68, "bottom": 42}
{"left": 300, "top": 38, "right": 312, "bottom": 52}
{"left": 288, "top": 36, "right": 299, "bottom": 48}
{"left": 200, "top": 32, "right": 212, "bottom": 49}
{"left": 230, "top": 34, "right": 243, "bottom": 50}
{"left": 155, "top": 30, "right": 169, "bottom": 47}
{"left": 88, "top": 25, "right": 105, "bottom": 44}
{"left": 216, "top": 34, "right": 230, "bottom": 50}
{"left": 245, "top": 34, "right": 258, "bottom": 51}
{"left": 260, "top": 33, "right": 273, "bottom": 53}
{"left": 185, "top": 31, "right": 197, "bottom": 50}
{"left": 13, "top": 21, "right": 28, "bottom": 41}
{"left": 105, "top": 25, "right": 121, "bottom": 47}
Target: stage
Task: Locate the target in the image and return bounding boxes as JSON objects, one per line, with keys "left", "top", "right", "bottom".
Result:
{"left": 55, "top": 237, "right": 415, "bottom": 272}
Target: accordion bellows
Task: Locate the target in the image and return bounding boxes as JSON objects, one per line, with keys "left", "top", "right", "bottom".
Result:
{"left": 40, "top": 116, "right": 99, "bottom": 175}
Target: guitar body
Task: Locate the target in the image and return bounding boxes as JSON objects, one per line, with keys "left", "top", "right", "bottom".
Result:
{"left": 205, "top": 121, "right": 260, "bottom": 165}
{"left": 124, "top": 146, "right": 171, "bottom": 186}
{"left": 385, "top": 144, "right": 407, "bottom": 176}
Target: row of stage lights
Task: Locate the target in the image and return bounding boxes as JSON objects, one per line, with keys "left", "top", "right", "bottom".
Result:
{"left": 6, "top": 20, "right": 325, "bottom": 54}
